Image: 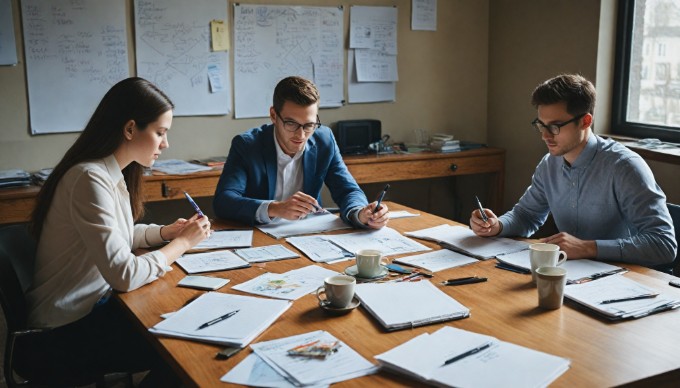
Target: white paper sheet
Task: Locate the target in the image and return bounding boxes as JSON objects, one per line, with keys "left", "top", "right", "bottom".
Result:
{"left": 256, "top": 213, "right": 351, "bottom": 239}
{"left": 326, "top": 227, "right": 431, "bottom": 257}
{"left": 394, "top": 249, "right": 478, "bottom": 272}
{"left": 286, "top": 235, "right": 354, "bottom": 263}
{"left": 232, "top": 265, "right": 339, "bottom": 300}
{"left": 234, "top": 244, "right": 299, "bottom": 263}
{"left": 176, "top": 250, "right": 250, "bottom": 274}
{"left": 189, "top": 229, "right": 253, "bottom": 251}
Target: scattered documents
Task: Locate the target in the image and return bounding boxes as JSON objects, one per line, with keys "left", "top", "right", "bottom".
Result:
{"left": 496, "top": 251, "right": 627, "bottom": 284}
{"left": 564, "top": 275, "right": 680, "bottom": 320}
{"left": 188, "top": 229, "right": 253, "bottom": 252}
{"left": 286, "top": 235, "right": 354, "bottom": 263}
{"left": 151, "top": 159, "right": 212, "bottom": 175}
{"left": 0, "top": 169, "right": 31, "bottom": 188}
{"left": 176, "top": 250, "right": 250, "bottom": 274}
{"left": 177, "top": 275, "right": 230, "bottom": 290}
{"left": 232, "top": 265, "right": 339, "bottom": 300}
{"left": 234, "top": 244, "right": 299, "bottom": 263}
{"left": 250, "top": 330, "right": 378, "bottom": 386}
{"left": 257, "top": 213, "right": 351, "bottom": 239}
{"left": 389, "top": 210, "right": 420, "bottom": 219}
{"left": 354, "top": 281, "right": 469, "bottom": 331}
{"left": 375, "top": 326, "right": 570, "bottom": 388}
{"left": 405, "top": 224, "right": 529, "bottom": 259}
{"left": 149, "top": 292, "right": 292, "bottom": 347}
{"left": 325, "top": 227, "right": 431, "bottom": 257}
{"left": 221, "top": 353, "right": 299, "bottom": 387}
{"left": 393, "top": 249, "right": 478, "bottom": 272}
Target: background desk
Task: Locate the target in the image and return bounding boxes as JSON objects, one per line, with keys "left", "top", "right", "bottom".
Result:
{"left": 116, "top": 202, "right": 680, "bottom": 387}
{"left": 0, "top": 148, "right": 505, "bottom": 225}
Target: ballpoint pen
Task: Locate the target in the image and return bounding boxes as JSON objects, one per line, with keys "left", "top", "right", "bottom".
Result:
{"left": 196, "top": 309, "right": 239, "bottom": 330}
{"left": 184, "top": 191, "right": 205, "bottom": 218}
{"left": 495, "top": 263, "right": 531, "bottom": 275}
{"left": 441, "top": 276, "right": 488, "bottom": 286}
{"left": 600, "top": 294, "right": 658, "bottom": 304}
{"left": 443, "top": 342, "right": 493, "bottom": 365}
{"left": 475, "top": 195, "right": 488, "bottom": 223}
{"left": 373, "top": 184, "right": 391, "bottom": 214}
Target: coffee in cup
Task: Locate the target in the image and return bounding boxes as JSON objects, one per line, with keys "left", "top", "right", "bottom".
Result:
{"left": 529, "top": 243, "right": 567, "bottom": 283}
{"left": 316, "top": 275, "right": 356, "bottom": 308}
{"left": 536, "top": 266, "right": 567, "bottom": 309}
{"left": 355, "top": 249, "right": 383, "bottom": 278}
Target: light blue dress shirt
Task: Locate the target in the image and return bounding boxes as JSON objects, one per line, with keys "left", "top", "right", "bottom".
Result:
{"left": 498, "top": 134, "right": 676, "bottom": 267}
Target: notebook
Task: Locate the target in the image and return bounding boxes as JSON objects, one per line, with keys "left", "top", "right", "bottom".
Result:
{"left": 354, "top": 281, "right": 469, "bottom": 331}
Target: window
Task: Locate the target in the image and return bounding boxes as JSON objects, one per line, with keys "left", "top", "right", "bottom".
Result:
{"left": 612, "top": 0, "right": 680, "bottom": 141}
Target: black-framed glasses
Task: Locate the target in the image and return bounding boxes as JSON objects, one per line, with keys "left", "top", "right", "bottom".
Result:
{"left": 276, "top": 112, "right": 321, "bottom": 133}
{"left": 531, "top": 113, "right": 586, "bottom": 136}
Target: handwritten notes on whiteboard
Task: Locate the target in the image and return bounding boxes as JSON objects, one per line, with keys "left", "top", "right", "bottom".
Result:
{"left": 21, "top": 0, "right": 129, "bottom": 134}
{"left": 233, "top": 4, "right": 344, "bottom": 119}
{"left": 134, "top": 0, "right": 230, "bottom": 116}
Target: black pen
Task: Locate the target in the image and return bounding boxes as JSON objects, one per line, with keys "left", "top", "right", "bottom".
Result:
{"left": 443, "top": 342, "right": 493, "bottom": 365}
{"left": 196, "top": 309, "right": 239, "bottom": 330}
{"left": 495, "top": 263, "right": 530, "bottom": 275}
{"left": 600, "top": 294, "right": 658, "bottom": 304}
{"left": 442, "top": 276, "right": 487, "bottom": 286}
{"left": 373, "top": 184, "right": 390, "bottom": 213}
{"left": 475, "top": 195, "right": 488, "bottom": 223}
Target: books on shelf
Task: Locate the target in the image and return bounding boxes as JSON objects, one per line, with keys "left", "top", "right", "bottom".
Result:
{"left": 354, "top": 280, "right": 469, "bottom": 331}
{"left": 149, "top": 292, "right": 292, "bottom": 348}
{"left": 375, "top": 326, "right": 570, "bottom": 388}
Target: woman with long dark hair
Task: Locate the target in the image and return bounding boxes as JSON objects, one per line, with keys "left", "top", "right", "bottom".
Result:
{"left": 18, "top": 77, "right": 210, "bottom": 385}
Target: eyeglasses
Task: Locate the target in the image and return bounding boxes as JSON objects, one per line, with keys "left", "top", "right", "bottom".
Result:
{"left": 531, "top": 113, "right": 586, "bottom": 136}
{"left": 276, "top": 112, "right": 321, "bottom": 133}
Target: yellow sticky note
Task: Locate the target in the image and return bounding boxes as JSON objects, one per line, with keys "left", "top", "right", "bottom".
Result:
{"left": 210, "top": 19, "right": 229, "bottom": 52}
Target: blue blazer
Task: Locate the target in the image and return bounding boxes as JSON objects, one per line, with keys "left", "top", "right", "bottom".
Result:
{"left": 213, "top": 124, "right": 368, "bottom": 226}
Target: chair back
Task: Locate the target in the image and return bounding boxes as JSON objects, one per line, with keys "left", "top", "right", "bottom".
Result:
{"left": 668, "top": 203, "right": 680, "bottom": 275}
{"left": 0, "top": 224, "right": 37, "bottom": 332}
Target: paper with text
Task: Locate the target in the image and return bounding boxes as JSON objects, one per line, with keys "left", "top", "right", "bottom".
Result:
{"left": 189, "top": 229, "right": 253, "bottom": 252}
{"left": 325, "top": 227, "right": 431, "bottom": 257}
{"left": 256, "top": 213, "right": 351, "bottom": 239}
{"left": 232, "top": 265, "right": 339, "bottom": 300}
{"left": 176, "top": 250, "right": 250, "bottom": 274}
{"left": 394, "top": 249, "right": 478, "bottom": 272}
{"left": 234, "top": 244, "right": 299, "bottom": 263}
{"left": 286, "top": 235, "right": 354, "bottom": 263}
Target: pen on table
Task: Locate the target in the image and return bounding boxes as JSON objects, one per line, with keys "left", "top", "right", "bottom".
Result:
{"left": 441, "top": 276, "right": 488, "bottom": 286}
{"left": 196, "top": 309, "right": 239, "bottom": 330}
{"left": 184, "top": 191, "right": 205, "bottom": 218}
{"left": 495, "top": 263, "right": 531, "bottom": 275}
{"left": 373, "top": 184, "right": 391, "bottom": 214}
{"left": 443, "top": 342, "right": 493, "bottom": 366}
{"left": 475, "top": 195, "right": 488, "bottom": 223}
{"left": 599, "top": 294, "right": 658, "bottom": 304}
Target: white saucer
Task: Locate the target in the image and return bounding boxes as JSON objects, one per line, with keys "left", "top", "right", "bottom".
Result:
{"left": 319, "top": 296, "right": 361, "bottom": 314}
{"left": 344, "top": 264, "right": 389, "bottom": 280}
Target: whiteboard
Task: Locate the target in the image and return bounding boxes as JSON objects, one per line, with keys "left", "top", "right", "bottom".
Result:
{"left": 0, "top": 0, "right": 18, "bottom": 65}
{"left": 135, "top": 0, "right": 230, "bottom": 116}
{"left": 233, "top": 4, "right": 344, "bottom": 119}
{"left": 21, "top": 0, "right": 129, "bottom": 134}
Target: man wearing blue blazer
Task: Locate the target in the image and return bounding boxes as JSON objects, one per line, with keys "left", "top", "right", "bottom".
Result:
{"left": 214, "top": 76, "right": 390, "bottom": 228}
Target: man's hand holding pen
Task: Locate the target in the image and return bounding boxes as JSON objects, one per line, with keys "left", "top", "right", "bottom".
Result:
{"left": 470, "top": 196, "right": 502, "bottom": 237}
{"left": 358, "top": 184, "right": 390, "bottom": 229}
{"left": 269, "top": 191, "right": 324, "bottom": 220}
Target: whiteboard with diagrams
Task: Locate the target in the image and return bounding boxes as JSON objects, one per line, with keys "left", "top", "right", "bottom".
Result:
{"left": 134, "top": 0, "right": 230, "bottom": 116}
{"left": 21, "top": 0, "right": 129, "bottom": 134}
{"left": 233, "top": 4, "right": 344, "bottom": 119}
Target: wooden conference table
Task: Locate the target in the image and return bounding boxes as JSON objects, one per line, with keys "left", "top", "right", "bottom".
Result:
{"left": 115, "top": 202, "right": 680, "bottom": 387}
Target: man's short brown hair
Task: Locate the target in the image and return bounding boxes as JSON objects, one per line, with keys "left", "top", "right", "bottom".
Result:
{"left": 531, "top": 74, "right": 596, "bottom": 116}
{"left": 273, "top": 76, "right": 320, "bottom": 114}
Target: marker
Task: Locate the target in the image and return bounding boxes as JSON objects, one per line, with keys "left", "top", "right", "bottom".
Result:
{"left": 443, "top": 342, "right": 493, "bottom": 365}
{"left": 373, "top": 184, "right": 391, "bottom": 214}
{"left": 184, "top": 192, "right": 205, "bottom": 218}
{"left": 599, "top": 294, "right": 658, "bottom": 304}
{"left": 197, "top": 309, "right": 239, "bottom": 330}
{"left": 475, "top": 195, "right": 488, "bottom": 223}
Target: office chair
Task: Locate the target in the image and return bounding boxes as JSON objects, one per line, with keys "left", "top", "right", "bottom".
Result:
{"left": 0, "top": 224, "right": 132, "bottom": 387}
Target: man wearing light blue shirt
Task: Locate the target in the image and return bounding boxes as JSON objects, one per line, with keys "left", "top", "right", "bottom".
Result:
{"left": 471, "top": 74, "right": 676, "bottom": 268}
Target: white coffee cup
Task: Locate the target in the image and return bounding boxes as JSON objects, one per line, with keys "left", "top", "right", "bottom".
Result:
{"left": 536, "top": 266, "right": 568, "bottom": 309}
{"left": 529, "top": 243, "right": 567, "bottom": 283}
{"left": 316, "top": 275, "right": 356, "bottom": 308}
{"left": 356, "top": 249, "right": 383, "bottom": 278}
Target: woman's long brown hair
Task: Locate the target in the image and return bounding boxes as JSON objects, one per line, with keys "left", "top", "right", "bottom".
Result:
{"left": 31, "top": 77, "right": 174, "bottom": 238}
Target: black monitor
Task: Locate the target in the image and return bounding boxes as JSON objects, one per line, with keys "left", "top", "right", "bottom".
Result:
{"left": 333, "top": 119, "right": 382, "bottom": 155}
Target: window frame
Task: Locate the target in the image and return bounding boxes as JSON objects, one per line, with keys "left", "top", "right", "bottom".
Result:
{"left": 611, "top": 0, "right": 680, "bottom": 143}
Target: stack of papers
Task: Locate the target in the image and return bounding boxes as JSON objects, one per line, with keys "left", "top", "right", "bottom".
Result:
{"left": 222, "top": 330, "right": 377, "bottom": 386}
{"left": 0, "top": 169, "right": 31, "bottom": 188}
{"left": 232, "top": 265, "right": 340, "bottom": 300}
{"left": 404, "top": 224, "right": 529, "bottom": 259}
{"left": 375, "top": 326, "right": 570, "bottom": 387}
{"left": 234, "top": 244, "right": 299, "bottom": 263}
{"left": 325, "top": 227, "right": 431, "bottom": 257}
{"left": 188, "top": 229, "right": 253, "bottom": 252}
{"left": 393, "top": 249, "right": 478, "bottom": 272}
{"left": 496, "top": 251, "right": 627, "bottom": 284}
{"left": 257, "top": 213, "right": 351, "bottom": 238}
{"left": 286, "top": 235, "right": 354, "bottom": 263}
{"left": 176, "top": 250, "right": 250, "bottom": 274}
{"left": 149, "top": 292, "right": 292, "bottom": 347}
{"left": 354, "top": 281, "right": 469, "bottom": 331}
{"left": 31, "top": 168, "right": 52, "bottom": 186}
{"left": 151, "top": 159, "right": 212, "bottom": 175}
{"left": 564, "top": 275, "right": 680, "bottom": 320}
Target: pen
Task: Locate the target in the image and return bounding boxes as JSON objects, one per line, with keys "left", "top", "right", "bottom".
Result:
{"left": 196, "top": 309, "right": 239, "bottom": 330}
{"left": 373, "top": 184, "right": 391, "bottom": 214}
{"left": 495, "top": 263, "right": 531, "bottom": 275}
{"left": 443, "top": 342, "right": 493, "bottom": 365}
{"left": 600, "top": 294, "right": 658, "bottom": 304}
{"left": 184, "top": 191, "right": 205, "bottom": 218}
{"left": 475, "top": 195, "right": 488, "bottom": 223}
{"left": 441, "top": 276, "right": 488, "bottom": 286}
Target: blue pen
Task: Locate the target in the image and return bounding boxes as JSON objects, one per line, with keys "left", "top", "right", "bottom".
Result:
{"left": 184, "top": 192, "right": 205, "bottom": 218}
{"left": 373, "top": 184, "right": 391, "bottom": 214}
